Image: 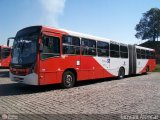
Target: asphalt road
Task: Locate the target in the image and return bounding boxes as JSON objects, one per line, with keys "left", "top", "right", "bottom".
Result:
{"left": 0, "top": 69, "right": 160, "bottom": 120}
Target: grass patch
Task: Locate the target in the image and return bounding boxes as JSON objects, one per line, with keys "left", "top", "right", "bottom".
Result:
{"left": 154, "top": 64, "right": 160, "bottom": 72}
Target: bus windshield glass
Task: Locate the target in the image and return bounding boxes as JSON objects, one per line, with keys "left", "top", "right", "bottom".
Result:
{"left": 12, "top": 35, "right": 37, "bottom": 65}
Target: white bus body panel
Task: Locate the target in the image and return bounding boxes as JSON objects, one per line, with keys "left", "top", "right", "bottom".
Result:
{"left": 94, "top": 57, "right": 129, "bottom": 76}
{"left": 10, "top": 72, "right": 38, "bottom": 85}
{"left": 136, "top": 59, "right": 148, "bottom": 74}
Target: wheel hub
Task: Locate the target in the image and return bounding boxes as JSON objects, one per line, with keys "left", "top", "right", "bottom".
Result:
{"left": 65, "top": 75, "right": 72, "bottom": 85}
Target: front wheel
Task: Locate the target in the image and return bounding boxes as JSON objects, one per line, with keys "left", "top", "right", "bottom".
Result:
{"left": 61, "top": 71, "right": 75, "bottom": 89}
{"left": 118, "top": 67, "right": 125, "bottom": 79}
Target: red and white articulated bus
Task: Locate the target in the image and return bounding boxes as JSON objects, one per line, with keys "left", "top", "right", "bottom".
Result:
{"left": 0, "top": 45, "right": 11, "bottom": 68}
{"left": 9, "top": 26, "right": 156, "bottom": 88}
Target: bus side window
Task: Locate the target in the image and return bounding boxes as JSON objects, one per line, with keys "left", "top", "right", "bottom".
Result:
{"left": 150, "top": 51, "right": 155, "bottom": 59}
{"left": 141, "top": 49, "right": 146, "bottom": 59}
{"left": 41, "top": 36, "right": 60, "bottom": 60}
{"left": 136, "top": 49, "right": 141, "bottom": 59}
{"left": 97, "top": 41, "right": 109, "bottom": 57}
{"left": 81, "top": 38, "right": 96, "bottom": 56}
{"left": 62, "top": 35, "right": 80, "bottom": 55}
{"left": 120, "top": 45, "right": 128, "bottom": 58}
{"left": 146, "top": 50, "right": 150, "bottom": 59}
{"left": 110, "top": 43, "right": 119, "bottom": 58}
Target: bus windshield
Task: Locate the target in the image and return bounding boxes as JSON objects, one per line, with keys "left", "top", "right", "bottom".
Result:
{"left": 12, "top": 35, "right": 37, "bottom": 65}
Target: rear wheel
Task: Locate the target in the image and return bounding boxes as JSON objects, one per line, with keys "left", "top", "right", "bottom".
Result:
{"left": 61, "top": 71, "right": 75, "bottom": 88}
{"left": 118, "top": 67, "right": 125, "bottom": 79}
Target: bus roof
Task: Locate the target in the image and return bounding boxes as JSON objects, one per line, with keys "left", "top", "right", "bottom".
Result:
{"left": 60, "top": 28, "right": 111, "bottom": 43}
{"left": 18, "top": 26, "right": 154, "bottom": 48}
{"left": 17, "top": 26, "right": 127, "bottom": 45}
{"left": 42, "top": 26, "right": 112, "bottom": 43}
{"left": 136, "top": 45, "right": 155, "bottom": 51}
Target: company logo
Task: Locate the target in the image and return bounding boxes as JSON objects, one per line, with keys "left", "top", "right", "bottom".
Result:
{"left": 107, "top": 59, "right": 110, "bottom": 63}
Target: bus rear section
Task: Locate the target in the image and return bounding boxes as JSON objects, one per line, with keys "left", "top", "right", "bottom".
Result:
{"left": 128, "top": 45, "right": 156, "bottom": 75}
{"left": 135, "top": 46, "right": 156, "bottom": 74}
{"left": 0, "top": 46, "right": 11, "bottom": 68}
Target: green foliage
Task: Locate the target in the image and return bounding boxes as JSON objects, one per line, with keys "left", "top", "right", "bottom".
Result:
{"left": 154, "top": 64, "right": 160, "bottom": 72}
{"left": 135, "top": 8, "right": 160, "bottom": 41}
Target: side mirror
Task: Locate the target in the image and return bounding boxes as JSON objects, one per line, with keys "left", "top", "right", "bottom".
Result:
{"left": 7, "top": 40, "right": 9, "bottom": 47}
{"left": 7, "top": 37, "right": 15, "bottom": 47}
{"left": 11, "top": 49, "right": 13, "bottom": 57}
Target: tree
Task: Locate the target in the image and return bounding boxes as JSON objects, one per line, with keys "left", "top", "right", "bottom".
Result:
{"left": 135, "top": 8, "right": 160, "bottom": 41}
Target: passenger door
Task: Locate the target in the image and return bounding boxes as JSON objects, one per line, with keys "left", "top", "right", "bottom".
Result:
{"left": 79, "top": 38, "right": 97, "bottom": 80}
{"left": 39, "top": 32, "right": 62, "bottom": 85}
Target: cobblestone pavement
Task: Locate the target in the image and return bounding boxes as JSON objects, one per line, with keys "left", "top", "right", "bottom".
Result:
{"left": 0, "top": 69, "right": 160, "bottom": 120}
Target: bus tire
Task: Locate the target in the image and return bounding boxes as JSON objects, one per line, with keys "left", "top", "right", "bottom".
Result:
{"left": 61, "top": 71, "right": 75, "bottom": 89}
{"left": 118, "top": 67, "right": 125, "bottom": 79}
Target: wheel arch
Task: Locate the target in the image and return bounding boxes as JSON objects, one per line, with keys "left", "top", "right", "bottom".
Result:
{"left": 118, "top": 66, "right": 126, "bottom": 79}
{"left": 119, "top": 66, "right": 125, "bottom": 75}
{"left": 63, "top": 68, "right": 77, "bottom": 81}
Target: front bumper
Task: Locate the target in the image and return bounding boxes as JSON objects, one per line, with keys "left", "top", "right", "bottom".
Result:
{"left": 10, "top": 72, "right": 38, "bottom": 85}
